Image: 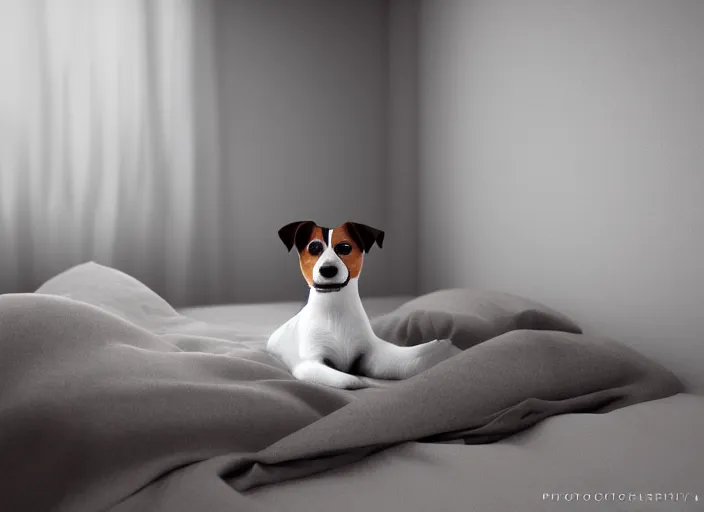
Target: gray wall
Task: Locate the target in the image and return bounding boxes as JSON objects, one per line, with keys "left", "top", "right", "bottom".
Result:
{"left": 215, "top": 0, "right": 394, "bottom": 302}
{"left": 387, "top": 0, "right": 420, "bottom": 295}
{"left": 418, "top": 0, "right": 704, "bottom": 390}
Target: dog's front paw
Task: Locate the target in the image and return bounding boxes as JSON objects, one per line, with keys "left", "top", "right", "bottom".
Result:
{"left": 440, "top": 338, "right": 461, "bottom": 355}
{"left": 321, "top": 373, "right": 368, "bottom": 390}
{"left": 420, "top": 339, "right": 460, "bottom": 367}
{"left": 342, "top": 376, "right": 369, "bottom": 390}
{"left": 292, "top": 361, "right": 369, "bottom": 390}
{"left": 426, "top": 338, "right": 458, "bottom": 354}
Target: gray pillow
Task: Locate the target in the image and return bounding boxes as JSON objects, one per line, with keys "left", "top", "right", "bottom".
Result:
{"left": 370, "top": 288, "right": 581, "bottom": 350}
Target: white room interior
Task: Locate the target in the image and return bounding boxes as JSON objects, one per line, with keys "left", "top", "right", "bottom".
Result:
{"left": 1, "top": 0, "right": 702, "bottom": 388}
{"left": 1, "top": 2, "right": 702, "bottom": 511}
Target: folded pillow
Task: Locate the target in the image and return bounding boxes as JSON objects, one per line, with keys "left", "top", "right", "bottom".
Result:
{"left": 370, "top": 288, "right": 581, "bottom": 350}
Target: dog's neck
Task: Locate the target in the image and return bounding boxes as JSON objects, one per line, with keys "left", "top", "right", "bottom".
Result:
{"left": 305, "top": 278, "right": 365, "bottom": 316}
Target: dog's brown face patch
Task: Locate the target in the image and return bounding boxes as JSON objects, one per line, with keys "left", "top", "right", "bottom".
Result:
{"left": 295, "top": 223, "right": 366, "bottom": 286}
{"left": 332, "top": 223, "right": 364, "bottom": 279}
{"left": 298, "top": 225, "right": 325, "bottom": 286}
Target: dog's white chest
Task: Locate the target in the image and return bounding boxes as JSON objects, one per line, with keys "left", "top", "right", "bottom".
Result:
{"left": 298, "top": 306, "right": 368, "bottom": 362}
{"left": 267, "top": 296, "right": 371, "bottom": 372}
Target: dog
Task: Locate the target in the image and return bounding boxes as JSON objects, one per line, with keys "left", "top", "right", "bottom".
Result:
{"left": 266, "top": 220, "right": 457, "bottom": 389}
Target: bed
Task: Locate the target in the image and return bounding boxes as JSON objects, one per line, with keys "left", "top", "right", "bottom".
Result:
{"left": 1, "top": 262, "right": 701, "bottom": 512}
{"left": 181, "top": 301, "right": 704, "bottom": 512}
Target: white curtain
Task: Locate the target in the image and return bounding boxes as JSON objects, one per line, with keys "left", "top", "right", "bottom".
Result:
{"left": 0, "top": 0, "right": 224, "bottom": 306}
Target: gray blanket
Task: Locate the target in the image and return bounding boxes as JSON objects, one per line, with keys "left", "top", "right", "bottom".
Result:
{"left": 0, "top": 263, "right": 682, "bottom": 512}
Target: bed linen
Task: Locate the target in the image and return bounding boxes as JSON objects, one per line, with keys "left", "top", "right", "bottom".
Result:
{"left": 249, "top": 392, "right": 704, "bottom": 512}
{"left": 189, "top": 301, "right": 704, "bottom": 511}
{"left": 0, "top": 262, "right": 686, "bottom": 512}
{"left": 183, "top": 304, "right": 704, "bottom": 512}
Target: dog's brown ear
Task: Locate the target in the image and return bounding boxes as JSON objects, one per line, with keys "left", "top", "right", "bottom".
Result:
{"left": 346, "top": 222, "right": 385, "bottom": 253}
{"left": 278, "top": 220, "right": 316, "bottom": 252}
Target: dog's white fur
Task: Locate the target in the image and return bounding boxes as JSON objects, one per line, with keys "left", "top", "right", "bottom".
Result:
{"left": 267, "top": 229, "right": 457, "bottom": 389}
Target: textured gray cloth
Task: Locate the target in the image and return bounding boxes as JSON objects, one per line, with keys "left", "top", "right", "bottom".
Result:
{"left": 371, "top": 288, "right": 582, "bottom": 349}
{"left": 249, "top": 393, "right": 704, "bottom": 512}
{"left": 0, "top": 263, "right": 682, "bottom": 512}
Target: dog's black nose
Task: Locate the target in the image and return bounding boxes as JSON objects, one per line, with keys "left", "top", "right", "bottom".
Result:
{"left": 319, "top": 265, "right": 338, "bottom": 278}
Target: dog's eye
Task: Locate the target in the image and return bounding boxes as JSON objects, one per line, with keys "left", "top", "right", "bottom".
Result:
{"left": 334, "top": 242, "right": 352, "bottom": 256}
{"left": 308, "top": 241, "right": 324, "bottom": 256}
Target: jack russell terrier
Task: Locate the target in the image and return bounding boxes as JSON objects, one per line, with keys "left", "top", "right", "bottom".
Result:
{"left": 267, "top": 220, "right": 457, "bottom": 389}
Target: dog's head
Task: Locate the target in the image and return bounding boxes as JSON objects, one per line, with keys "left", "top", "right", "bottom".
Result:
{"left": 277, "top": 220, "right": 384, "bottom": 292}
